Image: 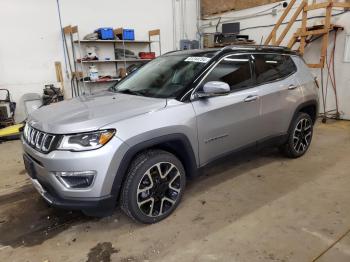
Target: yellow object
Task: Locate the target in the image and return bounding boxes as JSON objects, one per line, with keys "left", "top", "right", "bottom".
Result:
{"left": 0, "top": 123, "right": 24, "bottom": 138}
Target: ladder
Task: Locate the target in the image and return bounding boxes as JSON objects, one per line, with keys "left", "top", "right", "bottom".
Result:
{"left": 264, "top": 0, "right": 350, "bottom": 68}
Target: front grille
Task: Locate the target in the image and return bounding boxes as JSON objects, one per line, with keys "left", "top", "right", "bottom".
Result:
{"left": 23, "top": 123, "right": 58, "bottom": 153}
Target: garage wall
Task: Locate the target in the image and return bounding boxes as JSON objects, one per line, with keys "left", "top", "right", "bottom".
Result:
{"left": 0, "top": 0, "right": 199, "bottom": 121}
{"left": 201, "top": 0, "right": 350, "bottom": 120}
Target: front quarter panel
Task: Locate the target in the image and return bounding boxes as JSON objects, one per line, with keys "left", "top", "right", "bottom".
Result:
{"left": 101, "top": 99, "right": 199, "bottom": 166}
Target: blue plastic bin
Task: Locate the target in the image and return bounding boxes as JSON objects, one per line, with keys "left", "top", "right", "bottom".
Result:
{"left": 122, "top": 29, "right": 135, "bottom": 40}
{"left": 117, "top": 28, "right": 135, "bottom": 40}
{"left": 95, "top": 28, "right": 115, "bottom": 40}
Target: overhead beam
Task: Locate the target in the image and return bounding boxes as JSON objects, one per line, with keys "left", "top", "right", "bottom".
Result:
{"left": 305, "top": 2, "right": 330, "bottom": 11}
{"left": 201, "top": 0, "right": 283, "bottom": 17}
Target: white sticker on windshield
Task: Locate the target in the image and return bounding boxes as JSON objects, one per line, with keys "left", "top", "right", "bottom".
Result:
{"left": 185, "top": 57, "right": 211, "bottom": 63}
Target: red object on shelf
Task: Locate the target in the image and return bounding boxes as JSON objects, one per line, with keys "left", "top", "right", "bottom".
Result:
{"left": 139, "top": 52, "right": 156, "bottom": 59}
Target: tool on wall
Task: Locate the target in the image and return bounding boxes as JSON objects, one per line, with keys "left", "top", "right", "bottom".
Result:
{"left": 63, "top": 25, "right": 83, "bottom": 97}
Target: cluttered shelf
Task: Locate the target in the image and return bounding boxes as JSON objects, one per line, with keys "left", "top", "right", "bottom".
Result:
{"left": 74, "top": 40, "right": 152, "bottom": 44}
{"left": 63, "top": 26, "right": 161, "bottom": 88}
{"left": 78, "top": 59, "right": 152, "bottom": 63}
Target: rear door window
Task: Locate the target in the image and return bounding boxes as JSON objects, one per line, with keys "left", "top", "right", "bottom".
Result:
{"left": 254, "top": 54, "right": 296, "bottom": 85}
{"left": 203, "top": 54, "right": 253, "bottom": 92}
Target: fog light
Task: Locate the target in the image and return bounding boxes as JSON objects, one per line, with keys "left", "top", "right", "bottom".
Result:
{"left": 54, "top": 171, "right": 96, "bottom": 189}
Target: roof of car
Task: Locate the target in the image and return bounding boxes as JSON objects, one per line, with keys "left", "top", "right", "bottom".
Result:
{"left": 164, "top": 45, "right": 298, "bottom": 56}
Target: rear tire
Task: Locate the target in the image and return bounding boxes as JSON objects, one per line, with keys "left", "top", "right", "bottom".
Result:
{"left": 120, "top": 149, "right": 186, "bottom": 224}
{"left": 280, "top": 112, "right": 313, "bottom": 158}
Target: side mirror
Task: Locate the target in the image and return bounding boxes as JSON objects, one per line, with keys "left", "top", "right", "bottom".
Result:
{"left": 197, "top": 81, "right": 230, "bottom": 98}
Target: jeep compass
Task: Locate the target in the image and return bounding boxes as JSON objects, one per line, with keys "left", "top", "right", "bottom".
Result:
{"left": 22, "top": 46, "right": 319, "bottom": 223}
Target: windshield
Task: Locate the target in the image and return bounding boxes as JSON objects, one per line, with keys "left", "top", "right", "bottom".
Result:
{"left": 110, "top": 53, "right": 215, "bottom": 98}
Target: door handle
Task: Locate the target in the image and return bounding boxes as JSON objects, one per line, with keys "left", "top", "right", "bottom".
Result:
{"left": 244, "top": 95, "right": 259, "bottom": 102}
{"left": 288, "top": 84, "right": 298, "bottom": 90}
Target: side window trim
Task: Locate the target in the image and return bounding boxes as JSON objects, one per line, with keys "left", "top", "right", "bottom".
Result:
{"left": 189, "top": 52, "right": 298, "bottom": 101}
{"left": 191, "top": 53, "right": 254, "bottom": 98}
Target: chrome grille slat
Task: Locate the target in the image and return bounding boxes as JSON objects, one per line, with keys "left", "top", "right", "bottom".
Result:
{"left": 35, "top": 132, "right": 44, "bottom": 149}
{"left": 23, "top": 123, "right": 56, "bottom": 153}
{"left": 30, "top": 130, "right": 36, "bottom": 145}
{"left": 40, "top": 133, "right": 48, "bottom": 151}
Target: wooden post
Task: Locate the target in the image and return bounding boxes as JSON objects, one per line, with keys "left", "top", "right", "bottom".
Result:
{"left": 320, "top": 4, "right": 332, "bottom": 67}
{"left": 271, "top": 31, "right": 276, "bottom": 45}
{"left": 299, "top": 5, "right": 308, "bottom": 54}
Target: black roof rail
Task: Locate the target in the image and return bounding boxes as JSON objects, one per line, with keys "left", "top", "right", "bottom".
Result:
{"left": 222, "top": 45, "right": 290, "bottom": 50}
{"left": 219, "top": 44, "right": 297, "bottom": 55}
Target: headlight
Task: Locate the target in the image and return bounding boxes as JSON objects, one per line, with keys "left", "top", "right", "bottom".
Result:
{"left": 58, "top": 129, "right": 116, "bottom": 151}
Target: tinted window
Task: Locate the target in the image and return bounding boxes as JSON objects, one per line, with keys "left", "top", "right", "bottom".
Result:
{"left": 203, "top": 55, "right": 253, "bottom": 91}
{"left": 254, "top": 54, "right": 296, "bottom": 85}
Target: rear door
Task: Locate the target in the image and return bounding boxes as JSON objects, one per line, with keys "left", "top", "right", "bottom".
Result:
{"left": 252, "top": 53, "right": 300, "bottom": 139}
{"left": 191, "top": 54, "right": 262, "bottom": 166}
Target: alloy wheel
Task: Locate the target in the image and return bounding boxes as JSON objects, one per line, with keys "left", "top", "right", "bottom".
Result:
{"left": 293, "top": 118, "right": 312, "bottom": 154}
{"left": 136, "top": 162, "right": 182, "bottom": 217}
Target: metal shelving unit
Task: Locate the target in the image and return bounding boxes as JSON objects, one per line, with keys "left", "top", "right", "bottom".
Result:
{"left": 63, "top": 25, "right": 161, "bottom": 95}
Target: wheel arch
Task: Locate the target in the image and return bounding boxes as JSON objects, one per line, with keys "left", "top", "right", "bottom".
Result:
{"left": 110, "top": 133, "right": 198, "bottom": 201}
{"left": 298, "top": 102, "right": 318, "bottom": 124}
{"left": 291, "top": 100, "right": 318, "bottom": 128}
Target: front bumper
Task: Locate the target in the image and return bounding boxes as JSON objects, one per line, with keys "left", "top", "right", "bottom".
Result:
{"left": 22, "top": 135, "right": 130, "bottom": 210}
{"left": 29, "top": 177, "right": 115, "bottom": 211}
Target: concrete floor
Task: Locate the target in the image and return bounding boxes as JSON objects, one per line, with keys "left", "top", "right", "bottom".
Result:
{"left": 0, "top": 121, "right": 350, "bottom": 262}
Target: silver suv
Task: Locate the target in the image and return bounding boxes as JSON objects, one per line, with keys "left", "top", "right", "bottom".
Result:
{"left": 22, "top": 46, "right": 319, "bottom": 223}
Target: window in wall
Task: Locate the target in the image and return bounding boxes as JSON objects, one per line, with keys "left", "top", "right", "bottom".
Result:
{"left": 254, "top": 54, "right": 296, "bottom": 85}
{"left": 204, "top": 55, "right": 253, "bottom": 91}
{"left": 344, "top": 34, "right": 350, "bottom": 62}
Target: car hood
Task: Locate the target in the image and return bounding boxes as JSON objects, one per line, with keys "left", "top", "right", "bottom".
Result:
{"left": 28, "top": 92, "right": 167, "bottom": 134}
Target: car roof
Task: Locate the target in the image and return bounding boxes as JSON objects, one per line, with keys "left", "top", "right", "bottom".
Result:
{"left": 164, "top": 45, "right": 298, "bottom": 57}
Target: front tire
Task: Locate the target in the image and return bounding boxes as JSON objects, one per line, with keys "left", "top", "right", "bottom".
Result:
{"left": 280, "top": 112, "right": 313, "bottom": 158}
{"left": 120, "top": 150, "right": 186, "bottom": 224}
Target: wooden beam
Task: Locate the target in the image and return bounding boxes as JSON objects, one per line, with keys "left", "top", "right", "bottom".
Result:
{"left": 320, "top": 5, "right": 332, "bottom": 68}
{"left": 71, "top": 26, "right": 78, "bottom": 34}
{"left": 305, "top": 2, "right": 329, "bottom": 11}
{"left": 333, "top": 2, "right": 350, "bottom": 8}
{"left": 275, "top": 0, "right": 306, "bottom": 46}
{"left": 296, "top": 28, "right": 329, "bottom": 37}
{"left": 271, "top": 31, "right": 276, "bottom": 45}
{"left": 149, "top": 29, "right": 160, "bottom": 37}
{"left": 299, "top": 6, "right": 308, "bottom": 55}
{"left": 287, "top": 34, "right": 298, "bottom": 49}
{"left": 264, "top": 0, "right": 297, "bottom": 45}
{"left": 63, "top": 25, "right": 72, "bottom": 34}
{"left": 308, "top": 63, "right": 323, "bottom": 68}
{"left": 55, "top": 61, "right": 64, "bottom": 96}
